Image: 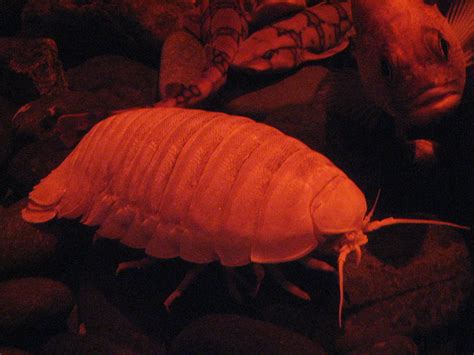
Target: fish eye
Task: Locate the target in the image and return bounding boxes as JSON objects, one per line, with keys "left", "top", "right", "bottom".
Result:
{"left": 438, "top": 33, "right": 449, "bottom": 61}
{"left": 380, "top": 57, "right": 393, "bottom": 82}
{"left": 262, "top": 50, "right": 275, "bottom": 60}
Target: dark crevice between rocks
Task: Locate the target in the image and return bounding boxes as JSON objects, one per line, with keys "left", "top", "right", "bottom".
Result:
{"left": 0, "top": 64, "right": 40, "bottom": 103}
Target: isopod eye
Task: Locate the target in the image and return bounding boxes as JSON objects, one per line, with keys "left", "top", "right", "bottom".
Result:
{"left": 437, "top": 32, "right": 449, "bottom": 61}
{"left": 262, "top": 50, "right": 275, "bottom": 60}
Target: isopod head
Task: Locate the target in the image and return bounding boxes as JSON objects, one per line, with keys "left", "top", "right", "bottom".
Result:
{"left": 330, "top": 190, "right": 469, "bottom": 328}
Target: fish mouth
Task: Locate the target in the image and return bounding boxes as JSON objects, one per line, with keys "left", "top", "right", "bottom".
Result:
{"left": 409, "top": 85, "right": 462, "bottom": 123}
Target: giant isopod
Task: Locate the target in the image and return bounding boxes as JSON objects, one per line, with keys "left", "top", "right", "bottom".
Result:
{"left": 22, "top": 107, "right": 467, "bottom": 326}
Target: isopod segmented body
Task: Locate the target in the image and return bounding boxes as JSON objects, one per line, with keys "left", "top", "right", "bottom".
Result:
{"left": 23, "top": 107, "right": 368, "bottom": 264}
{"left": 22, "top": 107, "right": 466, "bottom": 326}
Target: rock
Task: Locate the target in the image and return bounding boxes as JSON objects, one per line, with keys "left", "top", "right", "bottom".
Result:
{"left": 223, "top": 66, "right": 329, "bottom": 119}
{"left": 2, "top": 167, "right": 92, "bottom": 283}
{"left": 263, "top": 102, "right": 328, "bottom": 152}
{"left": 0, "top": 200, "right": 58, "bottom": 278}
{"left": 12, "top": 56, "right": 158, "bottom": 141}
{"left": 335, "top": 225, "right": 471, "bottom": 352}
{"left": 172, "top": 314, "right": 327, "bottom": 354}
{"left": 0, "top": 96, "right": 17, "bottom": 202}
{"left": 40, "top": 333, "right": 159, "bottom": 355}
{"left": 348, "top": 335, "right": 418, "bottom": 355}
{"left": 222, "top": 66, "right": 329, "bottom": 151}
{"left": 260, "top": 300, "right": 339, "bottom": 353}
{"left": 66, "top": 55, "right": 158, "bottom": 105}
{"left": 76, "top": 286, "right": 166, "bottom": 354}
{"left": 261, "top": 303, "right": 323, "bottom": 339}
{"left": 0, "top": 96, "right": 17, "bottom": 167}
{"left": 159, "top": 31, "right": 206, "bottom": 101}
{"left": 21, "top": 0, "right": 195, "bottom": 66}
{"left": 0, "top": 347, "right": 32, "bottom": 355}
{"left": 7, "top": 137, "right": 71, "bottom": 193}
{"left": 0, "top": 37, "right": 67, "bottom": 101}
{"left": 0, "top": 277, "right": 75, "bottom": 346}
{"left": 0, "top": 0, "right": 28, "bottom": 36}
{"left": 12, "top": 92, "right": 99, "bottom": 141}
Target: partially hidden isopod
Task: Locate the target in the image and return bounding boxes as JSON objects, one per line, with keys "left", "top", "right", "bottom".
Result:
{"left": 22, "top": 107, "right": 467, "bottom": 327}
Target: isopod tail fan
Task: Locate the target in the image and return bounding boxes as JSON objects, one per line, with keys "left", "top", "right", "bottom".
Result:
{"left": 22, "top": 168, "right": 67, "bottom": 223}
{"left": 336, "top": 215, "right": 469, "bottom": 328}
{"left": 21, "top": 147, "right": 83, "bottom": 223}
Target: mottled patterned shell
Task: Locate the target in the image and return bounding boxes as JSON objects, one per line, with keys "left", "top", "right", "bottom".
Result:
{"left": 22, "top": 108, "right": 367, "bottom": 266}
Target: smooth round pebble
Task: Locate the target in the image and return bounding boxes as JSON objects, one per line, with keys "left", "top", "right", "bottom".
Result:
{"left": 66, "top": 55, "right": 158, "bottom": 106}
{"left": 0, "top": 200, "right": 58, "bottom": 278}
{"left": 223, "top": 66, "right": 329, "bottom": 118}
{"left": 0, "top": 95, "right": 16, "bottom": 168}
{"left": 0, "top": 347, "right": 32, "bottom": 355}
{"left": 7, "top": 138, "right": 71, "bottom": 193}
{"left": 40, "top": 333, "right": 160, "bottom": 355}
{"left": 172, "top": 314, "right": 327, "bottom": 354}
{"left": 348, "top": 335, "right": 418, "bottom": 355}
{"left": 0, "top": 277, "right": 74, "bottom": 345}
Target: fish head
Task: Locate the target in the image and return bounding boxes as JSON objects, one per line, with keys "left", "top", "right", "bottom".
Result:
{"left": 351, "top": 0, "right": 466, "bottom": 130}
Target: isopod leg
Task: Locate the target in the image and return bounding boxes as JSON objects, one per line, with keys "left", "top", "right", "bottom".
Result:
{"left": 224, "top": 267, "right": 245, "bottom": 304}
{"left": 115, "top": 256, "right": 156, "bottom": 275}
{"left": 252, "top": 264, "right": 265, "bottom": 297}
{"left": 224, "top": 264, "right": 266, "bottom": 300}
{"left": 299, "top": 256, "right": 336, "bottom": 273}
{"left": 266, "top": 265, "right": 311, "bottom": 301}
{"left": 163, "top": 264, "right": 206, "bottom": 312}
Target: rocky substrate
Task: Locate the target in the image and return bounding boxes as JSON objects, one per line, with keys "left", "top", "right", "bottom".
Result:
{"left": 0, "top": 206, "right": 471, "bottom": 353}
{"left": 0, "top": 0, "right": 473, "bottom": 353}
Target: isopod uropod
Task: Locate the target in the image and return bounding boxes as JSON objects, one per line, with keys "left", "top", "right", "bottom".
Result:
{"left": 22, "top": 107, "right": 466, "bottom": 326}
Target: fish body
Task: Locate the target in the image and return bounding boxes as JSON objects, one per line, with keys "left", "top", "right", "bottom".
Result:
{"left": 158, "top": 0, "right": 354, "bottom": 107}
{"left": 161, "top": 0, "right": 473, "bottom": 122}
{"left": 350, "top": 0, "right": 473, "bottom": 128}
{"left": 232, "top": 1, "right": 354, "bottom": 72}
{"left": 157, "top": 0, "right": 250, "bottom": 108}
